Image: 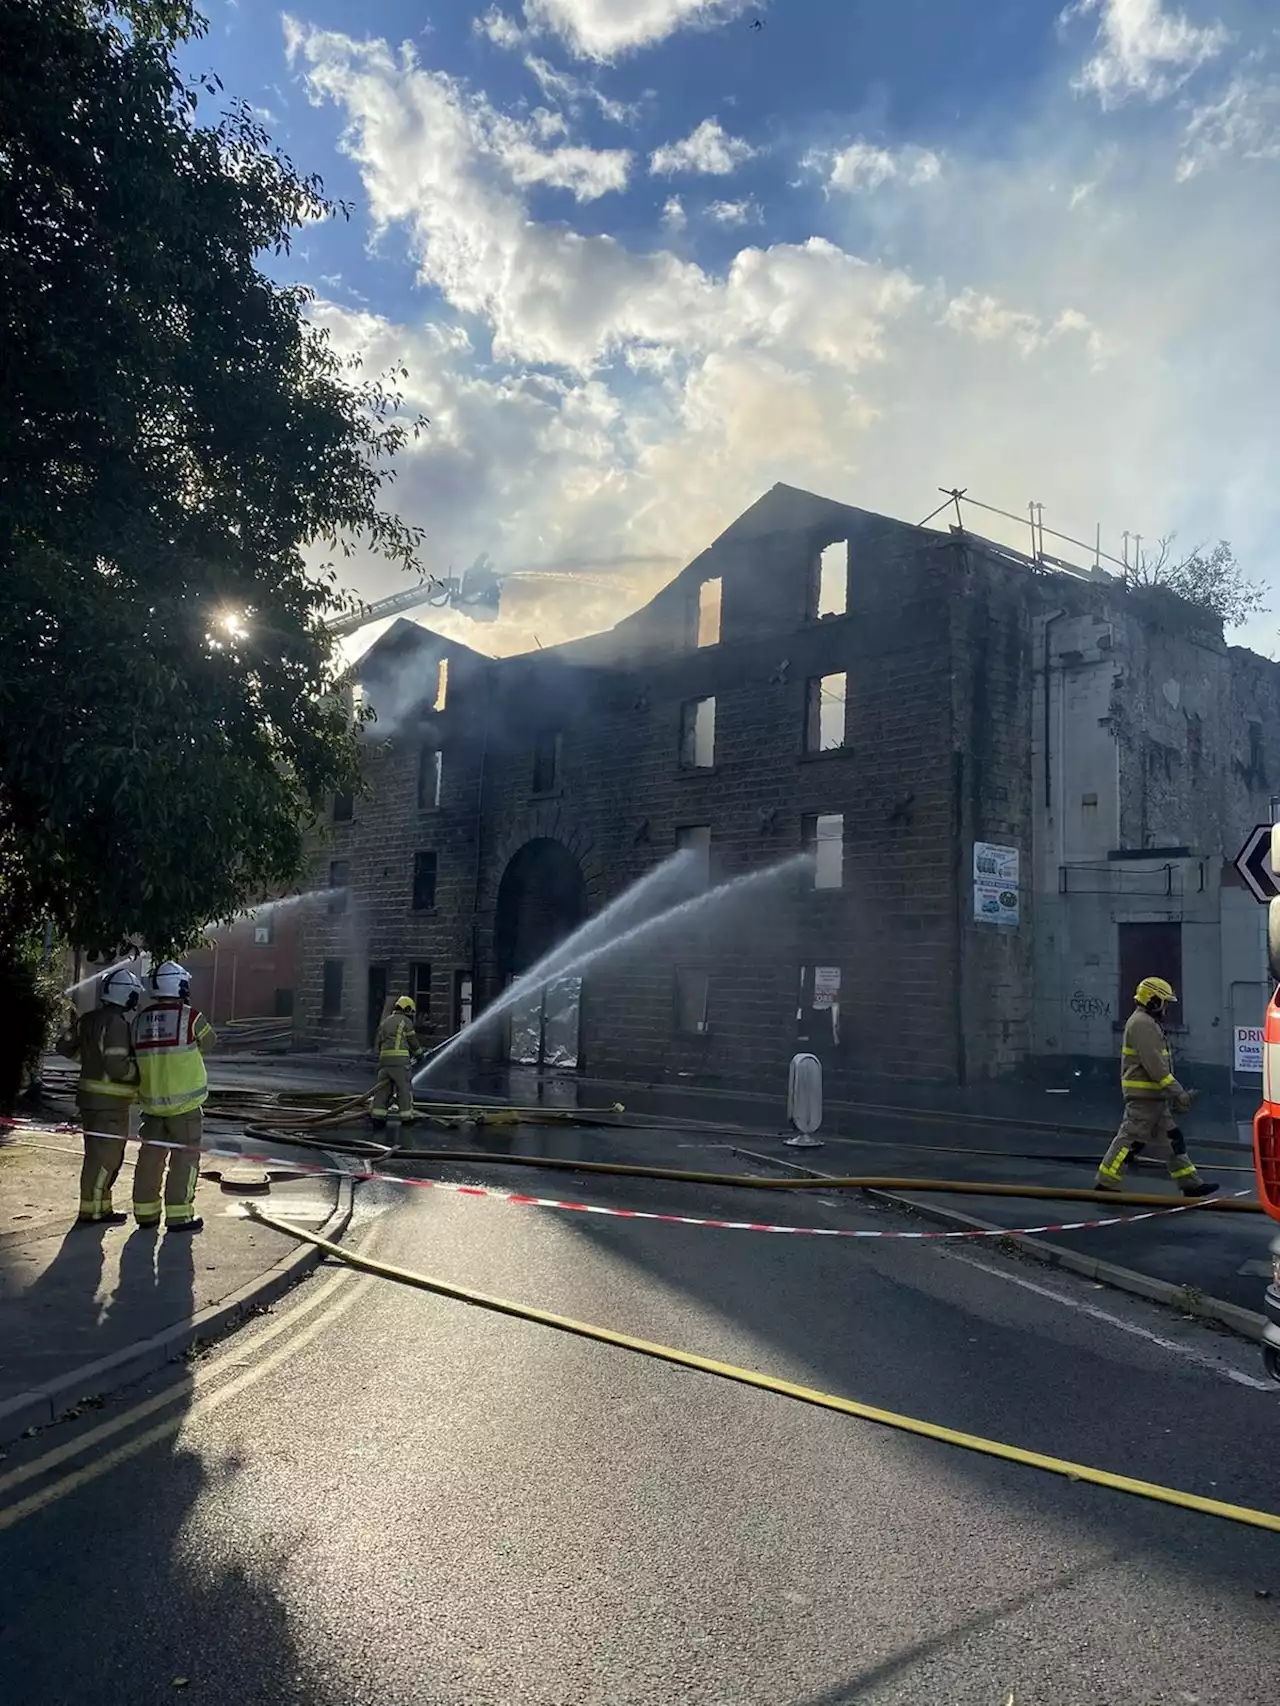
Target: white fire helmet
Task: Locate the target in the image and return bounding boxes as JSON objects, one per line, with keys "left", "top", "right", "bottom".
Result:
{"left": 149, "top": 960, "right": 192, "bottom": 1000}
{"left": 100, "top": 968, "right": 144, "bottom": 1010}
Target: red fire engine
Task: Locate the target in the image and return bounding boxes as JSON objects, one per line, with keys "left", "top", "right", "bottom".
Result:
{"left": 1251, "top": 834, "right": 1280, "bottom": 1381}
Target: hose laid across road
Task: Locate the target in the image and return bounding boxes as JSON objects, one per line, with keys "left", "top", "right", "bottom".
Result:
{"left": 249, "top": 1206, "right": 1280, "bottom": 1535}
{"left": 27, "top": 1075, "right": 1264, "bottom": 1211}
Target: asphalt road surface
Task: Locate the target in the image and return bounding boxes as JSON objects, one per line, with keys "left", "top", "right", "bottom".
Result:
{"left": 1, "top": 1153, "right": 1277, "bottom": 1706}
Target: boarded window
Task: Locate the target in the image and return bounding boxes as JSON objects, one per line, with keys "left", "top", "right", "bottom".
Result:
{"left": 696, "top": 577, "right": 722, "bottom": 647}
{"left": 418, "top": 746, "right": 442, "bottom": 810}
{"left": 680, "top": 697, "right": 716, "bottom": 768}
{"left": 809, "top": 542, "right": 848, "bottom": 619}
{"left": 321, "top": 959, "right": 344, "bottom": 1019}
{"left": 412, "top": 851, "right": 438, "bottom": 911}
{"left": 328, "top": 860, "right": 348, "bottom": 915}
{"left": 332, "top": 791, "right": 354, "bottom": 823}
{"left": 802, "top": 813, "right": 844, "bottom": 889}
{"left": 676, "top": 824, "right": 712, "bottom": 889}
{"left": 410, "top": 962, "right": 432, "bottom": 1021}
{"left": 533, "top": 730, "right": 562, "bottom": 793}
{"left": 434, "top": 657, "right": 449, "bottom": 712}
{"left": 675, "top": 968, "right": 710, "bottom": 1034}
{"left": 1118, "top": 922, "right": 1183, "bottom": 1021}
{"left": 804, "top": 673, "right": 847, "bottom": 752}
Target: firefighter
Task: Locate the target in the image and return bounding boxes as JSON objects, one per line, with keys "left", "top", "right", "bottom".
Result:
{"left": 55, "top": 967, "right": 144, "bottom": 1225}
{"left": 132, "top": 960, "right": 216, "bottom": 1231}
{"left": 1096, "top": 976, "right": 1218, "bottom": 1198}
{"left": 371, "top": 996, "right": 423, "bottom": 1124}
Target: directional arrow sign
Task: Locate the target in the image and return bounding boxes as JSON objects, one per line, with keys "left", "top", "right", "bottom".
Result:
{"left": 1234, "top": 823, "right": 1280, "bottom": 904}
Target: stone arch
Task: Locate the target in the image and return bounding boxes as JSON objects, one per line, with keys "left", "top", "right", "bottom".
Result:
{"left": 494, "top": 837, "right": 587, "bottom": 983}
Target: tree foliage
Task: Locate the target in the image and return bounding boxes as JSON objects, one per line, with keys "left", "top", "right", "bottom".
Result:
{"left": 0, "top": 2, "right": 426, "bottom": 966}
{"left": 1124, "top": 537, "right": 1266, "bottom": 631}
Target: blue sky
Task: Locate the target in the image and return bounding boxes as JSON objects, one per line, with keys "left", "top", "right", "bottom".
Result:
{"left": 190, "top": 2, "right": 1280, "bottom": 654}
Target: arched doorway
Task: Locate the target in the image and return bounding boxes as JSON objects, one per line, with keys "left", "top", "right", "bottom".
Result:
{"left": 494, "top": 839, "right": 587, "bottom": 1068}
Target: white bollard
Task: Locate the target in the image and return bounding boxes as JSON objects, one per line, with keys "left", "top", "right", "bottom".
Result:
{"left": 785, "top": 1051, "right": 824, "bottom": 1148}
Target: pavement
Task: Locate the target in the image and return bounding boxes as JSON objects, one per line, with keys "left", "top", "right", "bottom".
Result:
{"left": 1, "top": 1153, "right": 1277, "bottom": 1705}
{"left": 0, "top": 1115, "right": 351, "bottom": 1446}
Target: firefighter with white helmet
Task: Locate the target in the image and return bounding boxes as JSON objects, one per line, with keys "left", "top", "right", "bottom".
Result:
{"left": 370, "top": 995, "right": 423, "bottom": 1124}
{"left": 55, "top": 966, "right": 144, "bottom": 1224}
{"left": 131, "top": 960, "right": 216, "bottom": 1231}
{"left": 1095, "top": 975, "right": 1217, "bottom": 1198}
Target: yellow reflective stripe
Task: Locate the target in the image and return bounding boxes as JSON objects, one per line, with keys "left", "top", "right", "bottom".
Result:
{"left": 1170, "top": 1163, "right": 1197, "bottom": 1180}
{"left": 380, "top": 1049, "right": 411, "bottom": 1060}
{"left": 133, "top": 1200, "right": 162, "bottom": 1218}
{"left": 1157, "top": 1073, "right": 1175, "bottom": 1087}
{"left": 1123, "top": 1080, "right": 1166, "bottom": 1091}
{"left": 140, "top": 1088, "right": 208, "bottom": 1114}
{"left": 80, "top": 1078, "right": 137, "bottom": 1099}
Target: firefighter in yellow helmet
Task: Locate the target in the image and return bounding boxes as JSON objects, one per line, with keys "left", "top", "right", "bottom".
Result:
{"left": 55, "top": 967, "right": 144, "bottom": 1224}
{"left": 1096, "top": 976, "right": 1217, "bottom": 1198}
{"left": 371, "top": 996, "right": 424, "bottom": 1124}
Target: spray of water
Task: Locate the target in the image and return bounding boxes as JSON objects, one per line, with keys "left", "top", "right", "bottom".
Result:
{"left": 414, "top": 852, "right": 810, "bottom": 1087}
{"left": 63, "top": 952, "right": 152, "bottom": 999}
{"left": 206, "top": 887, "right": 343, "bottom": 931}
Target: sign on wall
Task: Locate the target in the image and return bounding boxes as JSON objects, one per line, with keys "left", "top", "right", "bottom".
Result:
{"left": 1234, "top": 1026, "right": 1264, "bottom": 1074}
{"left": 812, "top": 967, "right": 841, "bottom": 1010}
{"left": 973, "top": 842, "right": 1020, "bottom": 929}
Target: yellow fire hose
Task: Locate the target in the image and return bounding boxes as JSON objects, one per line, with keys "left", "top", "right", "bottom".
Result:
{"left": 249, "top": 1207, "right": 1280, "bottom": 1535}
{"left": 389, "top": 1148, "right": 1262, "bottom": 1212}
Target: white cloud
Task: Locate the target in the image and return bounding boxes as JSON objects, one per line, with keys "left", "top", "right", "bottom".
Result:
{"left": 1178, "top": 67, "right": 1280, "bottom": 177}
{"left": 660, "top": 194, "right": 687, "bottom": 230}
{"left": 484, "top": 109, "right": 632, "bottom": 199}
{"left": 942, "top": 289, "right": 1106, "bottom": 365}
{"left": 476, "top": 8, "right": 525, "bottom": 50}
{"left": 523, "top": 53, "right": 638, "bottom": 123}
{"left": 812, "top": 139, "right": 944, "bottom": 193}
{"left": 1063, "top": 0, "right": 1233, "bottom": 108}
{"left": 705, "top": 197, "right": 762, "bottom": 226}
{"left": 287, "top": 18, "right": 1280, "bottom": 662}
{"left": 649, "top": 117, "right": 757, "bottom": 176}
{"left": 522, "top": 0, "right": 750, "bottom": 62}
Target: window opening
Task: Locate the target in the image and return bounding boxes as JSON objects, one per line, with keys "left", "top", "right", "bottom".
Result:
{"left": 680, "top": 697, "right": 716, "bottom": 768}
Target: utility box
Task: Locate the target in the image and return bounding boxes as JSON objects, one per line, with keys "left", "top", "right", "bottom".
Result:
{"left": 786, "top": 1052, "right": 823, "bottom": 1148}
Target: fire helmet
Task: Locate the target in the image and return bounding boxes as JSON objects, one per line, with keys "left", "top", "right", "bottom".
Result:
{"left": 1135, "top": 976, "right": 1177, "bottom": 1008}
{"left": 100, "top": 968, "right": 144, "bottom": 1010}
{"left": 150, "top": 961, "right": 192, "bottom": 1000}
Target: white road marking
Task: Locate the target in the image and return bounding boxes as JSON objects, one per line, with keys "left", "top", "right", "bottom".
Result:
{"left": 950, "top": 1252, "right": 1276, "bottom": 1391}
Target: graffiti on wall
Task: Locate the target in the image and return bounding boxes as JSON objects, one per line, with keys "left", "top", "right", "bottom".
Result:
{"left": 1069, "top": 990, "right": 1111, "bottom": 1021}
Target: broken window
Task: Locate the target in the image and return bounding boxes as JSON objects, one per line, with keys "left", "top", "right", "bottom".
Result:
{"left": 433, "top": 656, "right": 449, "bottom": 712}
{"left": 412, "top": 850, "right": 438, "bottom": 911}
{"left": 532, "top": 729, "right": 562, "bottom": 793}
{"left": 453, "top": 971, "right": 474, "bottom": 1032}
{"left": 410, "top": 962, "right": 432, "bottom": 1021}
{"left": 676, "top": 825, "right": 712, "bottom": 889}
{"left": 321, "top": 959, "right": 344, "bottom": 1019}
{"left": 804, "top": 673, "right": 847, "bottom": 752}
{"left": 328, "top": 860, "right": 348, "bottom": 915}
{"left": 418, "top": 746, "right": 442, "bottom": 810}
{"left": 696, "top": 577, "right": 722, "bottom": 647}
{"left": 675, "top": 968, "right": 710, "bottom": 1034}
{"left": 332, "top": 790, "right": 354, "bottom": 823}
{"left": 802, "top": 813, "right": 844, "bottom": 889}
{"left": 680, "top": 697, "right": 716, "bottom": 768}
{"left": 809, "top": 542, "right": 848, "bottom": 619}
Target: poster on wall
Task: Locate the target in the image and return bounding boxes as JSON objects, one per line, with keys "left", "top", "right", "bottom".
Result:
{"left": 812, "top": 967, "right": 841, "bottom": 1009}
{"left": 973, "top": 842, "right": 1020, "bottom": 929}
{"left": 1234, "top": 1026, "right": 1264, "bottom": 1074}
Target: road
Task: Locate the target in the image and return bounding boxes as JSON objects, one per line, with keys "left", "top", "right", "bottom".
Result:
{"left": 1, "top": 1146, "right": 1277, "bottom": 1705}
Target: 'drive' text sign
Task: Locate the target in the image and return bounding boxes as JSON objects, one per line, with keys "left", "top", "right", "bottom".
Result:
{"left": 1234, "top": 1027, "right": 1264, "bottom": 1074}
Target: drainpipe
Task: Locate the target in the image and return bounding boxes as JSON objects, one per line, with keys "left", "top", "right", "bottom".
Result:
{"left": 470, "top": 679, "right": 491, "bottom": 1011}
{"left": 1042, "top": 609, "right": 1067, "bottom": 812}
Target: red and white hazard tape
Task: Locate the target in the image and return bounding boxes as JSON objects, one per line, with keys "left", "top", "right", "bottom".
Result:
{"left": 2, "top": 1114, "right": 1246, "bottom": 1242}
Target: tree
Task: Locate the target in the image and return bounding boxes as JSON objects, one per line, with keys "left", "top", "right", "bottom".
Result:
{"left": 0, "top": 1, "right": 425, "bottom": 1088}
{"left": 1124, "top": 537, "right": 1266, "bottom": 630}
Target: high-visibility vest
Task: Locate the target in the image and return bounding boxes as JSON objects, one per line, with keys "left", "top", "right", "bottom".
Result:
{"left": 135, "top": 1001, "right": 212, "bottom": 1117}
{"left": 1254, "top": 990, "right": 1280, "bottom": 1222}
